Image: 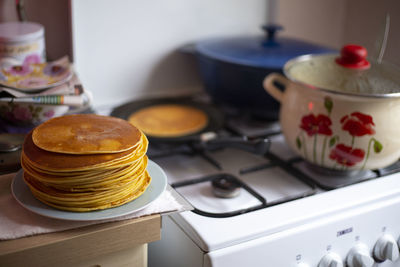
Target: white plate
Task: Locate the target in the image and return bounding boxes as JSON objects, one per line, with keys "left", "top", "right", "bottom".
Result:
{"left": 0, "top": 57, "right": 73, "bottom": 92}
{"left": 11, "top": 160, "right": 167, "bottom": 221}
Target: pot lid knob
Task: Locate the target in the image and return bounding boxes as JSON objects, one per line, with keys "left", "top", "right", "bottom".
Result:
{"left": 335, "top": 44, "right": 371, "bottom": 70}
{"left": 262, "top": 24, "right": 283, "bottom": 44}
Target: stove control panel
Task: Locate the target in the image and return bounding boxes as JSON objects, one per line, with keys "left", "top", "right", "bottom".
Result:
{"left": 205, "top": 189, "right": 400, "bottom": 267}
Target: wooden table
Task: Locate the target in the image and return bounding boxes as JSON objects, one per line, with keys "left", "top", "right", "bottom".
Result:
{"left": 0, "top": 214, "right": 161, "bottom": 267}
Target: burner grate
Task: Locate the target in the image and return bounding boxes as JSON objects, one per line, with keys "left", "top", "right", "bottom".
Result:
{"left": 268, "top": 148, "right": 400, "bottom": 191}
{"left": 293, "top": 161, "right": 378, "bottom": 190}
{"left": 170, "top": 152, "right": 319, "bottom": 218}
{"left": 226, "top": 116, "right": 281, "bottom": 138}
{"left": 171, "top": 173, "right": 266, "bottom": 218}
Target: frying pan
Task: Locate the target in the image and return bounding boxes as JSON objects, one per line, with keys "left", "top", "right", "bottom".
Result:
{"left": 110, "top": 97, "right": 270, "bottom": 155}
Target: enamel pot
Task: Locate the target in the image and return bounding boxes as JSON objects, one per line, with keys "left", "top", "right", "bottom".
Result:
{"left": 263, "top": 44, "right": 400, "bottom": 171}
{"left": 184, "top": 25, "right": 334, "bottom": 120}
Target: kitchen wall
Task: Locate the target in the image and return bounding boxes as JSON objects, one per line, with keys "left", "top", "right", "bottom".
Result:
{"left": 0, "top": 0, "right": 399, "bottom": 109}
{"left": 344, "top": 0, "right": 400, "bottom": 66}
{"left": 70, "top": 0, "right": 270, "bottom": 108}
{"left": 278, "top": 0, "right": 400, "bottom": 66}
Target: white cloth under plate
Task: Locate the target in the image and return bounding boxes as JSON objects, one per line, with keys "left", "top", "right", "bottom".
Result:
{"left": 0, "top": 172, "right": 185, "bottom": 240}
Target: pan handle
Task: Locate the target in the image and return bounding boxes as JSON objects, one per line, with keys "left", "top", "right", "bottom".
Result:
{"left": 201, "top": 137, "right": 271, "bottom": 155}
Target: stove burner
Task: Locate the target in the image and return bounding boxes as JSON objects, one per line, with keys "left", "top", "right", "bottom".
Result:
{"left": 294, "top": 161, "right": 378, "bottom": 190}
{"left": 171, "top": 173, "right": 267, "bottom": 218}
{"left": 226, "top": 115, "right": 281, "bottom": 138}
{"left": 304, "top": 162, "right": 371, "bottom": 178}
{"left": 212, "top": 176, "right": 241, "bottom": 198}
{"left": 376, "top": 160, "right": 400, "bottom": 176}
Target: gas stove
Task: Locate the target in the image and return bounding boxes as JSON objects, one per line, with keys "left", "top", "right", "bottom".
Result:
{"left": 110, "top": 98, "right": 400, "bottom": 267}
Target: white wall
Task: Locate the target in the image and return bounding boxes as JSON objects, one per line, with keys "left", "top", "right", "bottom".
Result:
{"left": 71, "top": 0, "right": 269, "bottom": 108}
{"left": 343, "top": 0, "right": 400, "bottom": 66}
{"left": 276, "top": 0, "right": 400, "bottom": 66}
{"left": 277, "top": 0, "right": 347, "bottom": 48}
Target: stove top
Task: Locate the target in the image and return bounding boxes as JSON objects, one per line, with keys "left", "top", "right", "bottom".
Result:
{"left": 152, "top": 133, "right": 400, "bottom": 218}
{"left": 108, "top": 97, "right": 400, "bottom": 255}
{"left": 105, "top": 96, "right": 400, "bottom": 218}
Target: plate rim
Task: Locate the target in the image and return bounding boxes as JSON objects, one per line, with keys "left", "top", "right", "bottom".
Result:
{"left": 11, "top": 160, "right": 167, "bottom": 221}
{"left": 0, "top": 64, "right": 73, "bottom": 91}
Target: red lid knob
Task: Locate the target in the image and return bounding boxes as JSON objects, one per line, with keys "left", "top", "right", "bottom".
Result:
{"left": 335, "top": 44, "right": 370, "bottom": 70}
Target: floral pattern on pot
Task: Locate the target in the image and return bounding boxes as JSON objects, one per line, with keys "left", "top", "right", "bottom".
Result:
{"left": 300, "top": 114, "right": 332, "bottom": 137}
{"left": 341, "top": 112, "right": 375, "bottom": 137}
{"left": 296, "top": 97, "right": 383, "bottom": 170}
{"left": 329, "top": 144, "right": 365, "bottom": 167}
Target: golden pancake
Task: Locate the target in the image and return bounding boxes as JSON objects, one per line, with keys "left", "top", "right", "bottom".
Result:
{"left": 22, "top": 156, "right": 148, "bottom": 192}
{"left": 22, "top": 131, "right": 148, "bottom": 172}
{"left": 128, "top": 104, "right": 208, "bottom": 137}
{"left": 32, "top": 114, "right": 141, "bottom": 154}
{"left": 23, "top": 170, "right": 151, "bottom": 212}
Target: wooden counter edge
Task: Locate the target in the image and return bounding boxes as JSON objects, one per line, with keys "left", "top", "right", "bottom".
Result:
{"left": 0, "top": 213, "right": 161, "bottom": 265}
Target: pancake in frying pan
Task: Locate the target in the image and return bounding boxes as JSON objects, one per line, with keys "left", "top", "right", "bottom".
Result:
{"left": 128, "top": 104, "right": 208, "bottom": 137}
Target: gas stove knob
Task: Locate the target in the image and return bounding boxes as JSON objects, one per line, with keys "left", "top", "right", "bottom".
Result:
{"left": 346, "top": 243, "right": 375, "bottom": 267}
{"left": 318, "top": 252, "right": 343, "bottom": 267}
{"left": 374, "top": 234, "right": 399, "bottom": 262}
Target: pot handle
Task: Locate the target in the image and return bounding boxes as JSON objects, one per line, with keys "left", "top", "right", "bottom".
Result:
{"left": 263, "top": 73, "right": 290, "bottom": 103}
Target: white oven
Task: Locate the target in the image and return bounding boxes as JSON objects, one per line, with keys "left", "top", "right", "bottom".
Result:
{"left": 146, "top": 103, "right": 400, "bottom": 267}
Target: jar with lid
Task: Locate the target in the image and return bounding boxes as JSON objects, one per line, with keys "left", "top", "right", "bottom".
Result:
{"left": 0, "top": 21, "right": 46, "bottom": 67}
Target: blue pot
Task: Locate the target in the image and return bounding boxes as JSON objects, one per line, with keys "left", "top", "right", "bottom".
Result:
{"left": 187, "top": 25, "right": 335, "bottom": 120}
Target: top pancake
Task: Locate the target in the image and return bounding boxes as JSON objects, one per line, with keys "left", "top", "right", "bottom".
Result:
{"left": 32, "top": 114, "right": 141, "bottom": 154}
{"left": 23, "top": 131, "right": 148, "bottom": 171}
{"left": 128, "top": 104, "right": 208, "bottom": 137}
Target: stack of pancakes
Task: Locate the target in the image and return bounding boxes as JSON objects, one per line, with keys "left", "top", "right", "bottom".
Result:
{"left": 20, "top": 114, "right": 151, "bottom": 212}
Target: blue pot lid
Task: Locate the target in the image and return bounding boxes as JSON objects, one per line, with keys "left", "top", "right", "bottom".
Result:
{"left": 195, "top": 25, "right": 335, "bottom": 69}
